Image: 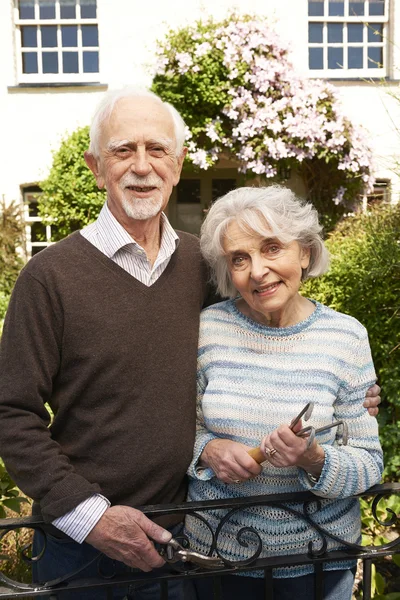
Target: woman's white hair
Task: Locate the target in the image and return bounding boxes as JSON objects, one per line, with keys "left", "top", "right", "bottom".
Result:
{"left": 88, "top": 86, "right": 186, "bottom": 158}
{"left": 200, "top": 185, "right": 330, "bottom": 298}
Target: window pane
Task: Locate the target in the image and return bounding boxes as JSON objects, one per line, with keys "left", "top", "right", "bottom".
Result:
{"left": 328, "top": 23, "right": 343, "bottom": 42}
{"left": 62, "top": 51, "right": 79, "bottom": 72}
{"left": 368, "top": 23, "right": 383, "bottom": 42}
{"left": 83, "top": 51, "right": 99, "bottom": 72}
{"left": 39, "top": 0, "right": 56, "bottom": 19}
{"left": 369, "top": 1, "right": 385, "bottom": 16}
{"left": 49, "top": 224, "right": 60, "bottom": 240}
{"left": 368, "top": 46, "right": 383, "bottom": 67}
{"left": 328, "top": 46, "right": 343, "bottom": 68}
{"left": 81, "top": 0, "right": 97, "bottom": 18}
{"left": 348, "top": 23, "right": 363, "bottom": 42}
{"left": 309, "top": 23, "right": 323, "bottom": 43}
{"left": 21, "top": 26, "right": 37, "bottom": 47}
{"left": 348, "top": 46, "right": 363, "bottom": 68}
{"left": 309, "top": 47, "right": 324, "bottom": 69}
{"left": 82, "top": 25, "right": 98, "bottom": 46}
{"left": 19, "top": 1, "right": 35, "bottom": 19}
{"left": 27, "top": 201, "right": 39, "bottom": 217}
{"left": 62, "top": 25, "right": 78, "bottom": 47}
{"left": 329, "top": 1, "right": 344, "bottom": 16}
{"left": 308, "top": 0, "right": 324, "bottom": 16}
{"left": 60, "top": 0, "right": 76, "bottom": 19}
{"left": 41, "top": 26, "right": 57, "bottom": 47}
{"left": 349, "top": 1, "right": 365, "bottom": 15}
{"left": 31, "top": 246, "right": 45, "bottom": 256}
{"left": 22, "top": 52, "right": 38, "bottom": 73}
{"left": 176, "top": 180, "right": 201, "bottom": 203}
{"left": 42, "top": 51, "right": 58, "bottom": 73}
{"left": 30, "top": 222, "right": 46, "bottom": 242}
{"left": 212, "top": 179, "right": 236, "bottom": 201}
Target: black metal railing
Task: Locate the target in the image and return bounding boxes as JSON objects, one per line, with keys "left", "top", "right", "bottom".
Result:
{"left": 1, "top": 483, "right": 399, "bottom": 600}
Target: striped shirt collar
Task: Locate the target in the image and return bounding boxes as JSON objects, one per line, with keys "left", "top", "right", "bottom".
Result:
{"left": 90, "top": 202, "right": 179, "bottom": 259}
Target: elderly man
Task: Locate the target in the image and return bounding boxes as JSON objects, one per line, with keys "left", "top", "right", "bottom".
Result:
{"left": 0, "top": 88, "right": 380, "bottom": 600}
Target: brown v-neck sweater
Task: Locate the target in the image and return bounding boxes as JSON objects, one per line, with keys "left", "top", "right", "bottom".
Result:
{"left": 0, "top": 231, "right": 210, "bottom": 524}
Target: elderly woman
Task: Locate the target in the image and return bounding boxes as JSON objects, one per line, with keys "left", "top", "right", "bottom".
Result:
{"left": 185, "top": 186, "right": 383, "bottom": 600}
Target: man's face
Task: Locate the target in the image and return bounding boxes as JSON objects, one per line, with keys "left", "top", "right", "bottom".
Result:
{"left": 86, "top": 97, "right": 186, "bottom": 224}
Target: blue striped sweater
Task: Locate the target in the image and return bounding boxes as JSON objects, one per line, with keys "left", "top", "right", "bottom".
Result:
{"left": 185, "top": 299, "right": 383, "bottom": 578}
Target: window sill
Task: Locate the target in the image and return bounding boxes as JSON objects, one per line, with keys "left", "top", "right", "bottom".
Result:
{"left": 308, "top": 74, "right": 399, "bottom": 84}
{"left": 327, "top": 77, "right": 399, "bottom": 82}
{"left": 8, "top": 82, "right": 108, "bottom": 91}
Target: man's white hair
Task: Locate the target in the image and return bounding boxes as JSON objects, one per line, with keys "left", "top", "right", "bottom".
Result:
{"left": 88, "top": 86, "right": 186, "bottom": 158}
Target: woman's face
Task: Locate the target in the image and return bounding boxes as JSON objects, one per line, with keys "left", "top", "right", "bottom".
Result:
{"left": 223, "top": 221, "right": 311, "bottom": 327}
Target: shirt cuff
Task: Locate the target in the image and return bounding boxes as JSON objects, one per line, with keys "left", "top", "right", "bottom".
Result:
{"left": 189, "top": 434, "right": 218, "bottom": 480}
{"left": 52, "top": 494, "right": 110, "bottom": 543}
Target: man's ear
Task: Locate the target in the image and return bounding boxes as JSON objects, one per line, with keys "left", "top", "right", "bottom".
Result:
{"left": 173, "top": 147, "right": 188, "bottom": 186}
{"left": 84, "top": 151, "right": 105, "bottom": 189}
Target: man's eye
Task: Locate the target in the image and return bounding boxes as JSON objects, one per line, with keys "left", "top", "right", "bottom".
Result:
{"left": 150, "top": 147, "right": 165, "bottom": 155}
{"left": 115, "top": 147, "right": 130, "bottom": 155}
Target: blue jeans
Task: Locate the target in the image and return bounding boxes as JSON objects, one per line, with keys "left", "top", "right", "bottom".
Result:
{"left": 32, "top": 524, "right": 196, "bottom": 600}
{"left": 195, "top": 568, "right": 356, "bottom": 600}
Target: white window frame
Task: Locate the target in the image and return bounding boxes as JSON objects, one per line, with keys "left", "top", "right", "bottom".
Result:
{"left": 365, "top": 179, "right": 391, "bottom": 207}
{"left": 308, "top": 0, "right": 389, "bottom": 78}
{"left": 14, "top": 0, "right": 100, "bottom": 84}
{"left": 23, "top": 189, "right": 54, "bottom": 257}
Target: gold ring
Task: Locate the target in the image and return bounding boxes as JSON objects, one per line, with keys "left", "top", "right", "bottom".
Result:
{"left": 265, "top": 446, "right": 277, "bottom": 457}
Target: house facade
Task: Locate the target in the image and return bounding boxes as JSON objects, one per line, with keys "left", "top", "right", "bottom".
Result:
{"left": 1, "top": 0, "right": 399, "bottom": 255}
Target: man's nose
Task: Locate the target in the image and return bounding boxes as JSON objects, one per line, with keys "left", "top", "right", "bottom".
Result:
{"left": 131, "top": 149, "right": 152, "bottom": 176}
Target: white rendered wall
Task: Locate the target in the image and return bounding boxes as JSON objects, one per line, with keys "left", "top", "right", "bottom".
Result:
{"left": 1, "top": 0, "right": 400, "bottom": 207}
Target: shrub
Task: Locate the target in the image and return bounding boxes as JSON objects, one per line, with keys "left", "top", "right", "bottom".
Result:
{"left": 0, "top": 200, "right": 25, "bottom": 335}
{"left": 152, "top": 12, "right": 375, "bottom": 229}
{"left": 302, "top": 203, "right": 400, "bottom": 479}
{"left": 38, "top": 126, "right": 106, "bottom": 240}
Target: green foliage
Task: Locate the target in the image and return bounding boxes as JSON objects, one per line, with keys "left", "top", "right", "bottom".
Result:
{"left": 0, "top": 292, "right": 10, "bottom": 337}
{"left": 151, "top": 13, "right": 374, "bottom": 231}
{"left": 302, "top": 204, "right": 400, "bottom": 479}
{"left": 0, "top": 200, "right": 25, "bottom": 296}
{"left": 0, "top": 200, "right": 25, "bottom": 334}
{"left": 356, "top": 495, "right": 400, "bottom": 598}
{"left": 152, "top": 18, "right": 236, "bottom": 142}
{"left": 360, "top": 495, "right": 400, "bottom": 546}
{"left": 38, "top": 126, "right": 106, "bottom": 239}
{"left": 0, "top": 462, "right": 29, "bottom": 519}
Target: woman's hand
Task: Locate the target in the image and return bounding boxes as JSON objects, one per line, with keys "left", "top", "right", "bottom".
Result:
{"left": 261, "top": 421, "right": 325, "bottom": 478}
{"left": 200, "top": 438, "right": 262, "bottom": 484}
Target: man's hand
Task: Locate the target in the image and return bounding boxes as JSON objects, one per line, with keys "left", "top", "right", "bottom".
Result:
{"left": 364, "top": 384, "right": 381, "bottom": 416}
{"left": 200, "top": 438, "right": 262, "bottom": 484}
{"left": 85, "top": 505, "right": 171, "bottom": 571}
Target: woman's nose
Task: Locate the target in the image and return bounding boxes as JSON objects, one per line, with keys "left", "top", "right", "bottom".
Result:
{"left": 250, "top": 257, "right": 269, "bottom": 281}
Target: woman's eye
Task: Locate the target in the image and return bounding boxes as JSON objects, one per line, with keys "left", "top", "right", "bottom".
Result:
{"left": 232, "top": 256, "right": 245, "bottom": 266}
{"left": 266, "top": 244, "right": 281, "bottom": 254}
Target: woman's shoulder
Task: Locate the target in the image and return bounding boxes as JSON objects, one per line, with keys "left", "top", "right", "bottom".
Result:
{"left": 315, "top": 302, "right": 369, "bottom": 339}
{"left": 200, "top": 299, "right": 233, "bottom": 321}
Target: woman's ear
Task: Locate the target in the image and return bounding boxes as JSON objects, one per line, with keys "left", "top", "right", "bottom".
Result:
{"left": 300, "top": 246, "right": 311, "bottom": 270}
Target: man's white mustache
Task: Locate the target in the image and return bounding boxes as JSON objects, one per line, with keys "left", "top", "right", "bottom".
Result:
{"left": 120, "top": 174, "right": 162, "bottom": 188}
